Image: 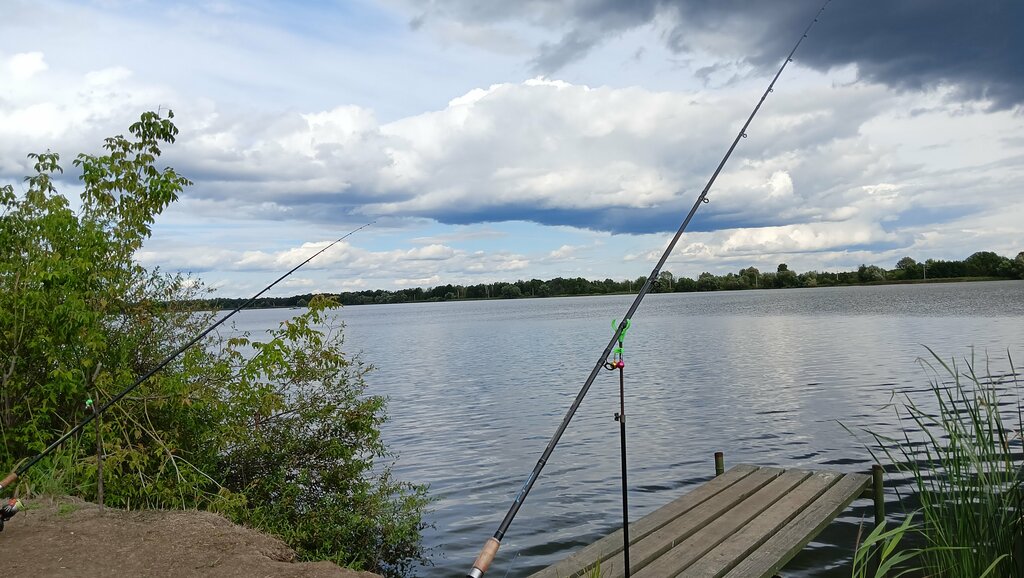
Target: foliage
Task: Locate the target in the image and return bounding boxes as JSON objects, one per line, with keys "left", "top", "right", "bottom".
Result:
{"left": 216, "top": 300, "right": 430, "bottom": 574}
{"left": 851, "top": 514, "right": 924, "bottom": 578}
{"left": 857, "top": 264, "right": 887, "bottom": 283}
{"left": 193, "top": 250, "right": 1024, "bottom": 308}
{"left": 861, "top": 349, "right": 1022, "bottom": 578}
{"left": 895, "top": 256, "right": 917, "bottom": 271}
{"left": 0, "top": 111, "right": 193, "bottom": 466}
{"left": 0, "top": 112, "right": 428, "bottom": 576}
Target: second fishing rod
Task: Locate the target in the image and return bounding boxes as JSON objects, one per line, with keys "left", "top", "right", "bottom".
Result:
{"left": 467, "top": 2, "right": 831, "bottom": 575}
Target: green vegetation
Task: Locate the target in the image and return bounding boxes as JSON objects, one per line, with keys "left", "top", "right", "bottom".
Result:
{"left": 0, "top": 112, "right": 428, "bottom": 576}
{"left": 194, "top": 252, "right": 1024, "bottom": 308}
{"left": 855, "top": 349, "right": 1022, "bottom": 577}
{"left": 851, "top": 514, "right": 924, "bottom": 578}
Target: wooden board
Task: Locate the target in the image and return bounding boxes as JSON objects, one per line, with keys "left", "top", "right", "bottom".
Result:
{"left": 720, "top": 472, "right": 870, "bottom": 578}
{"left": 681, "top": 470, "right": 842, "bottom": 578}
{"left": 529, "top": 465, "right": 758, "bottom": 578}
{"left": 529, "top": 465, "right": 870, "bottom": 578}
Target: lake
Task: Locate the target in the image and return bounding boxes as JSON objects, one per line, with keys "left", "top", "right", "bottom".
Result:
{"left": 233, "top": 280, "right": 1024, "bottom": 577}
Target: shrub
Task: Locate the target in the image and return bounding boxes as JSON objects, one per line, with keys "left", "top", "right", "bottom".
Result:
{"left": 0, "top": 112, "right": 428, "bottom": 576}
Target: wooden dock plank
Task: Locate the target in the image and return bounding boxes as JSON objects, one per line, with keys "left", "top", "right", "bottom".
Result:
{"left": 632, "top": 469, "right": 812, "bottom": 578}
{"left": 679, "top": 470, "right": 842, "bottom": 578}
{"left": 528, "top": 465, "right": 759, "bottom": 578}
{"left": 531, "top": 464, "right": 873, "bottom": 578}
{"left": 599, "top": 467, "right": 784, "bottom": 578}
{"left": 720, "top": 472, "right": 870, "bottom": 578}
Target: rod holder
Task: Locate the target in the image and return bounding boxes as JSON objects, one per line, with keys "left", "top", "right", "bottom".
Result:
{"left": 714, "top": 452, "right": 725, "bottom": 477}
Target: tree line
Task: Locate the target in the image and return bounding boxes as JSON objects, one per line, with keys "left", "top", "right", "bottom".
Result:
{"left": 195, "top": 250, "right": 1024, "bottom": 308}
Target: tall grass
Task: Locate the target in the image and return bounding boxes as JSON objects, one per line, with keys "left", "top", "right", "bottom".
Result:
{"left": 864, "top": 348, "right": 1022, "bottom": 578}
{"left": 18, "top": 439, "right": 91, "bottom": 499}
{"left": 851, "top": 514, "right": 922, "bottom": 578}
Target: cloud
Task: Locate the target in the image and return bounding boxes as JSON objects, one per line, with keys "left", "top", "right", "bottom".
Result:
{"left": 136, "top": 237, "right": 532, "bottom": 292}
{"left": 6, "top": 52, "right": 47, "bottom": 80}
{"left": 3, "top": 33, "right": 1022, "bottom": 296}
{"left": 161, "top": 76, "right": 904, "bottom": 235}
{"left": 0, "top": 52, "right": 173, "bottom": 169}
{"left": 548, "top": 244, "right": 578, "bottom": 260}
{"left": 5, "top": 55, "right": 1020, "bottom": 247}
{"left": 397, "top": 1, "right": 1024, "bottom": 109}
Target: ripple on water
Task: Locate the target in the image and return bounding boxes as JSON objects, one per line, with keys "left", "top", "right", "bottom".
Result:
{"left": 229, "top": 281, "right": 1024, "bottom": 577}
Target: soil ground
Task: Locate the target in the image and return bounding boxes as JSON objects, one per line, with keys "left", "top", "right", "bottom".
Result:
{"left": 1, "top": 496, "right": 382, "bottom": 578}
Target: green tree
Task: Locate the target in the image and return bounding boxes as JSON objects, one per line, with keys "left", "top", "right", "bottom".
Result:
{"left": 964, "top": 251, "right": 1007, "bottom": 277}
{"left": 799, "top": 271, "right": 818, "bottom": 287}
{"left": 499, "top": 283, "right": 522, "bottom": 298}
{"left": 858, "top": 264, "right": 887, "bottom": 283}
{"left": 1015, "top": 251, "right": 1024, "bottom": 279}
{"left": 655, "top": 270, "right": 675, "bottom": 293}
{"left": 739, "top": 267, "right": 760, "bottom": 288}
{"left": 776, "top": 265, "right": 799, "bottom": 288}
{"left": 894, "top": 256, "right": 920, "bottom": 280}
{"left": 696, "top": 272, "right": 720, "bottom": 291}
{"left": 674, "top": 276, "right": 697, "bottom": 292}
{"left": 896, "top": 256, "right": 917, "bottom": 270}
{"left": 0, "top": 112, "right": 428, "bottom": 576}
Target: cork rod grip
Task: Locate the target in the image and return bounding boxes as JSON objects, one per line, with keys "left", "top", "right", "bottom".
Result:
{"left": 467, "top": 537, "right": 500, "bottom": 577}
{"left": 0, "top": 472, "right": 17, "bottom": 491}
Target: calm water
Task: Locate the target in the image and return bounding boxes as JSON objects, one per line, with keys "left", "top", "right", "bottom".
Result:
{"left": 233, "top": 281, "right": 1024, "bottom": 577}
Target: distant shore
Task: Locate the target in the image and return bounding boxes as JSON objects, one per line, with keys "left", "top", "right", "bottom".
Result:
{"left": 188, "top": 275, "right": 1019, "bottom": 311}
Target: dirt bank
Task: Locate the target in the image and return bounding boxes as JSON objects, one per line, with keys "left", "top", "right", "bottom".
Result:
{"left": 1, "top": 496, "right": 381, "bottom": 578}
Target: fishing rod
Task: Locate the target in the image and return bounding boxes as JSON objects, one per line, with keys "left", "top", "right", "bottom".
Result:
{"left": 0, "top": 221, "right": 374, "bottom": 528}
{"left": 467, "top": 2, "right": 831, "bottom": 575}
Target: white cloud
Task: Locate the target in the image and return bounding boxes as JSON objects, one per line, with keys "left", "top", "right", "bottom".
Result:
{"left": 7, "top": 52, "right": 47, "bottom": 80}
{"left": 406, "top": 244, "right": 456, "bottom": 260}
{"left": 136, "top": 235, "right": 534, "bottom": 293}
{"left": 143, "top": 74, "right": 901, "bottom": 234}
{"left": 548, "top": 244, "right": 578, "bottom": 259}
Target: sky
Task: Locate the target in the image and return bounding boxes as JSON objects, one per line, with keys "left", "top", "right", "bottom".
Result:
{"left": 2, "top": 0, "right": 1022, "bottom": 297}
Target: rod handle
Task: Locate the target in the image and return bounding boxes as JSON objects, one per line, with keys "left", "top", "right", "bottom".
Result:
{"left": 467, "top": 537, "right": 500, "bottom": 577}
{"left": 0, "top": 472, "right": 16, "bottom": 491}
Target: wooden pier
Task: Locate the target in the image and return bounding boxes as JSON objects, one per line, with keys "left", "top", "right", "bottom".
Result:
{"left": 530, "top": 455, "right": 880, "bottom": 578}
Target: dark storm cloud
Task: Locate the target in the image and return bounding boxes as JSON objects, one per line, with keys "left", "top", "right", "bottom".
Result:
{"left": 414, "top": 0, "right": 1024, "bottom": 108}
{"left": 396, "top": 197, "right": 792, "bottom": 236}
{"left": 750, "top": 1, "right": 1024, "bottom": 109}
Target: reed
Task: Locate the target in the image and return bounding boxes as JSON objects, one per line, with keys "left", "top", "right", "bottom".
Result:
{"left": 865, "top": 348, "right": 1021, "bottom": 577}
{"left": 851, "top": 513, "right": 921, "bottom": 578}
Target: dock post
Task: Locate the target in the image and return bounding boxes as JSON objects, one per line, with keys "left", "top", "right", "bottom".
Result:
{"left": 871, "top": 465, "right": 886, "bottom": 578}
{"left": 871, "top": 464, "right": 884, "bottom": 528}
{"left": 714, "top": 452, "right": 725, "bottom": 477}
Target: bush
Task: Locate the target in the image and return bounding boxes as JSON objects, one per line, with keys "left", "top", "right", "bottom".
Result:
{"left": 0, "top": 112, "right": 428, "bottom": 576}
{"left": 216, "top": 299, "right": 430, "bottom": 575}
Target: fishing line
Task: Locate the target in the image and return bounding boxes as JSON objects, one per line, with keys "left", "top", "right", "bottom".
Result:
{"left": 467, "top": 2, "right": 831, "bottom": 575}
{"left": 0, "top": 221, "right": 375, "bottom": 511}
